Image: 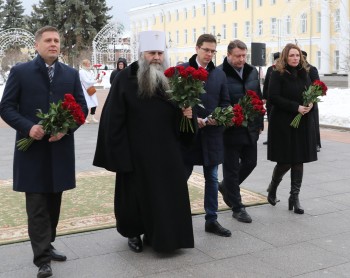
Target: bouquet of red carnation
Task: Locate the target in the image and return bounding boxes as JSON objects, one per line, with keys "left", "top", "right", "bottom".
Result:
{"left": 164, "top": 65, "right": 208, "bottom": 132}
{"left": 290, "top": 80, "right": 328, "bottom": 128}
{"left": 238, "top": 90, "right": 266, "bottom": 127}
{"left": 209, "top": 104, "right": 245, "bottom": 127}
{"left": 16, "top": 94, "right": 86, "bottom": 151}
{"left": 97, "top": 71, "right": 106, "bottom": 80}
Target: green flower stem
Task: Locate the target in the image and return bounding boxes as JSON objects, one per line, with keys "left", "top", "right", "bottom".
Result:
{"left": 290, "top": 113, "right": 302, "bottom": 128}
{"left": 180, "top": 116, "right": 194, "bottom": 133}
{"left": 16, "top": 137, "right": 35, "bottom": 151}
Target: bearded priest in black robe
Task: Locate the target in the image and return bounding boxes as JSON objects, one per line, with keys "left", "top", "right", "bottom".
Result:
{"left": 93, "top": 30, "right": 194, "bottom": 253}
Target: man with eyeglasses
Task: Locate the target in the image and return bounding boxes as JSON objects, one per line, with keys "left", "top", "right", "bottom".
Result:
{"left": 217, "top": 39, "right": 264, "bottom": 224}
{"left": 181, "top": 34, "right": 231, "bottom": 237}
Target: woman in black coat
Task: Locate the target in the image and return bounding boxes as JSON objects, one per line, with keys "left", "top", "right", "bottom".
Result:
{"left": 266, "top": 43, "right": 317, "bottom": 214}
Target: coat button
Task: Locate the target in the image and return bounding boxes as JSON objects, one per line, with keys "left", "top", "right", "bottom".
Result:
{"left": 49, "top": 91, "right": 53, "bottom": 95}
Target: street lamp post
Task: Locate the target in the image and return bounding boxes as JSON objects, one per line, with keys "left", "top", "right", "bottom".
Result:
{"left": 215, "top": 33, "right": 221, "bottom": 65}
{"left": 168, "top": 38, "right": 172, "bottom": 65}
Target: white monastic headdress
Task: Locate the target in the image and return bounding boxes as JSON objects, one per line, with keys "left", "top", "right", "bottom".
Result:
{"left": 138, "top": 31, "right": 166, "bottom": 53}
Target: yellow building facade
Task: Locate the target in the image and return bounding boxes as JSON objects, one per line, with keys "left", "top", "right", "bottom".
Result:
{"left": 129, "top": 0, "right": 350, "bottom": 74}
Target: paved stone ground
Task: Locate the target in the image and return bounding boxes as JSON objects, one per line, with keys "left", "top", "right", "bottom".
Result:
{"left": 1, "top": 90, "right": 350, "bottom": 277}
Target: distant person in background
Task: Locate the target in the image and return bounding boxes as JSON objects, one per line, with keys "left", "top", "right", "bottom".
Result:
{"left": 262, "top": 52, "right": 280, "bottom": 145}
{"left": 79, "top": 59, "right": 100, "bottom": 123}
{"left": 302, "top": 50, "right": 321, "bottom": 152}
{"left": 266, "top": 43, "right": 317, "bottom": 215}
{"left": 110, "top": 57, "right": 127, "bottom": 84}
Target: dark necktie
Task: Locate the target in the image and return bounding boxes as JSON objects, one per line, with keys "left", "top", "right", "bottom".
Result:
{"left": 48, "top": 66, "right": 53, "bottom": 83}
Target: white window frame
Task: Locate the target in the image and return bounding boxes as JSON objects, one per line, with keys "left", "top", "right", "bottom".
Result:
{"left": 222, "top": 0, "right": 226, "bottom": 12}
{"left": 233, "top": 0, "right": 238, "bottom": 10}
{"left": 335, "top": 9, "right": 340, "bottom": 32}
{"left": 334, "top": 50, "right": 339, "bottom": 71}
{"left": 317, "top": 51, "right": 321, "bottom": 69}
{"left": 316, "top": 12, "right": 321, "bottom": 32}
{"left": 245, "top": 21, "right": 250, "bottom": 37}
{"left": 257, "top": 19, "right": 263, "bottom": 36}
{"left": 300, "top": 13, "right": 307, "bottom": 33}
{"left": 285, "top": 15, "right": 291, "bottom": 35}
{"left": 271, "top": 17, "right": 277, "bottom": 35}
{"left": 222, "top": 24, "right": 227, "bottom": 39}
{"left": 233, "top": 22, "right": 238, "bottom": 38}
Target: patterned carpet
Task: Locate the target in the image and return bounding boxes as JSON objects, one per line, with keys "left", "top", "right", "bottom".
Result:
{"left": 0, "top": 171, "right": 267, "bottom": 245}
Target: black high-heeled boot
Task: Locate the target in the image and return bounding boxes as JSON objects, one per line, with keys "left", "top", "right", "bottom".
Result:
{"left": 289, "top": 165, "right": 304, "bottom": 214}
{"left": 288, "top": 194, "right": 304, "bottom": 214}
{"left": 267, "top": 164, "right": 290, "bottom": 206}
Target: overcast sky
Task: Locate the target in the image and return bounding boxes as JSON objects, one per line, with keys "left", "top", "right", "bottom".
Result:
{"left": 22, "top": 0, "right": 166, "bottom": 28}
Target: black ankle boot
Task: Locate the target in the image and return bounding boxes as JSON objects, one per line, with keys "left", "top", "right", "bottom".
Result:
{"left": 288, "top": 194, "right": 304, "bottom": 214}
{"left": 289, "top": 164, "right": 304, "bottom": 214}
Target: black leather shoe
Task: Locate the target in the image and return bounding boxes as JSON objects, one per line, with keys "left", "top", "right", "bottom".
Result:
{"left": 37, "top": 263, "right": 52, "bottom": 278}
{"left": 218, "top": 181, "right": 232, "bottom": 208}
{"left": 205, "top": 220, "right": 231, "bottom": 237}
{"left": 49, "top": 245, "right": 67, "bottom": 261}
{"left": 128, "top": 236, "right": 143, "bottom": 253}
{"left": 232, "top": 208, "right": 252, "bottom": 223}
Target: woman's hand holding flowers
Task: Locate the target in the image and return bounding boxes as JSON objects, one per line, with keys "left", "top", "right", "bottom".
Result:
{"left": 29, "top": 125, "right": 45, "bottom": 140}
{"left": 49, "top": 132, "right": 66, "bottom": 142}
{"left": 297, "top": 103, "right": 313, "bottom": 115}
{"left": 182, "top": 107, "right": 192, "bottom": 119}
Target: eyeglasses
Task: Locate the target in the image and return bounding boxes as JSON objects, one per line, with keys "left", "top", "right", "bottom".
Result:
{"left": 200, "top": 47, "right": 217, "bottom": 55}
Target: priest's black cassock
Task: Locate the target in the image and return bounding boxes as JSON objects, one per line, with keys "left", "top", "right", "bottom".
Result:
{"left": 93, "top": 61, "right": 194, "bottom": 252}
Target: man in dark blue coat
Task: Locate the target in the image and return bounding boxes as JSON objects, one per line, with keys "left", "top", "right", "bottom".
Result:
{"left": 181, "top": 34, "right": 231, "bottom": 237}
{"left": 0, "top": 26, "right": 87, "bottom": 278}
{"left": 217, "top": 40, "right": 264, "bottom": 224}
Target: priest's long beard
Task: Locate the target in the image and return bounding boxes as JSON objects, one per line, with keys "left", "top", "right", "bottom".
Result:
{"left": 137, "top": 56, "right": 170, "bottom": 98}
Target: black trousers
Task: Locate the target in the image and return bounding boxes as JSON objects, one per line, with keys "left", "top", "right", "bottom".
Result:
{"left": 222, "top": 141, "right": 257, "bottom": 212}
{"left": 90, "top": 106, "right": 97, "bottom": 115}
{"left": 25, "top": 192, "right": 62, "bottom": 267}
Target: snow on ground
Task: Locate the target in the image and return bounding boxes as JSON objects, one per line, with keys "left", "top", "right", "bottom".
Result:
{"left": 318, "top": 88, "right": 350, "bottom": 128}
{"left": 0, "top": 81, "right": 349, "bottom": 128}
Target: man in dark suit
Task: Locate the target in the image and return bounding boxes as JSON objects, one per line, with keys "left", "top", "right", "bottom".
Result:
{"left": 217, "top": 40, "right": 264, "bottom": 223}
{"left": 181, "top": 34, "right": 231, "bottom": 237}
{"left": 262, "top": 52, "right": 280, "bottom": 145}
{"left": 302, "top": 50, "right": 321, "bottom": 152}
{"left": 0, "top": 26, "right": 87, "bottom": 278}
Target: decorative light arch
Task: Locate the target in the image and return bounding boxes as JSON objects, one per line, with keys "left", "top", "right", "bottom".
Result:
{"left": 0, "top": 28, "right": 35, "bottom": 58}
{"left": 92, "top": 21, "right": 130, "bottom": 68}
{"left": 0, "top": 28, "right": 36, "bottom": 73}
